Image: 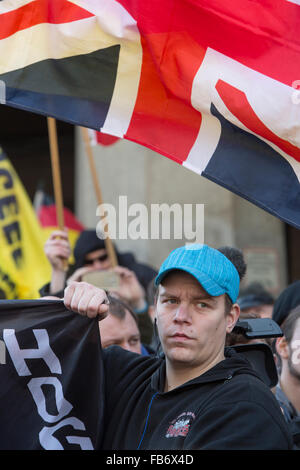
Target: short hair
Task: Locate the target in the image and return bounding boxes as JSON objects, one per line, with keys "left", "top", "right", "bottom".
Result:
{"left": 107, "top": 294, "right": 139, "bottom": 326}
{"left": 217, "top": 246, "right": 247, "bottom": 282}
{"left": 280, "top": 305, "right": 300, "bottom": 344}
{"left": 217, "top": 246, "right": 247, "bottom": 313}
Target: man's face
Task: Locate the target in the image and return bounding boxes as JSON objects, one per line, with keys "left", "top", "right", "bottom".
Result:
{"left": 84, "top": 248, "right": 112, "bottom": 271}
{"left": 288, "top": 318, "right": 300, "bottom": 381}
{"left": 99, "top": 309, "right": 142, "bottom": 354}
{"left": 156, "top": 271, "right": 238, "bottom": 368}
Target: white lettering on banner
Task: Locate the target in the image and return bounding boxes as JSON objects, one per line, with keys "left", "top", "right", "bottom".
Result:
{"left": 185, "top": 48, "right": 300, "bottom": 181}
{"left": 4, "top": 329, "right": 61, "bottom": 376}
{"left": 0, "top": 339, "right": 5, "bottom": 364}
{"left": 28, "top": 377, "right": 73, "bottom": 423}
{"left": 39, "top": 417, "right": 94, "bottom": 450}
{"left": 3, "top": 328, "right": 94, "bottom": 450}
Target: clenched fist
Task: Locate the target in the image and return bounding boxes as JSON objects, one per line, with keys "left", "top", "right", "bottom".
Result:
{"left": 64, "top": 281, "right": 110, "bottom": 319}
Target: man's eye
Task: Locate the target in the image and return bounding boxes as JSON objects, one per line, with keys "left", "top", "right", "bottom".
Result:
{"left": 197, "top": 302, "right": 208, "bottom": 308}
{"left": 163, "top": 299, "right": 176, "bottom": 305}
{"left": 129, "top": 338, "right": 140, "bottom": 345}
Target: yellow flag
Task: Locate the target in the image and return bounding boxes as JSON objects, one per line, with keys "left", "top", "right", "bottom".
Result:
{"left": 0, "top": 147, "right": 51, "bottom": 299}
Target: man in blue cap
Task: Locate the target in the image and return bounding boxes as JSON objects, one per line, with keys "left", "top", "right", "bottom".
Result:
{"left": 64, "top": 244, "right": 292, "bottom": 450}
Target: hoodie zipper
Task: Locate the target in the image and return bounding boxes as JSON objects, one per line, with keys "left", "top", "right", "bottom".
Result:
{"left": 223, "top": 374, "right": 233, "bottom": 384}
{"left": 137, "top": 392, "right": 158, "bottom": 450}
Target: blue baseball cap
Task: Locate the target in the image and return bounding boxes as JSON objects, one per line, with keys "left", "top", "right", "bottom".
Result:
{"left": 155, "top": 244, "right": 240, "bottom": 303}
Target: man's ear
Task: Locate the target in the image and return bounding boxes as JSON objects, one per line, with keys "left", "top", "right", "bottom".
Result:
{"left": 226, "top": 303, "right": 240, "bottom": 333}
{"left": 275, "top": 336, "right": 289, "bottom": 360}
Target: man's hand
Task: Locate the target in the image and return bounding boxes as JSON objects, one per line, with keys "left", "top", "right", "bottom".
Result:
{"left": 109, "top": 266, "right": 147, "bottom": 310}
{"left": 64, "top": 281, "right": 110, "bottom": 319}
{"left": 44, "top": 230, "right": 71, "bottom": 271}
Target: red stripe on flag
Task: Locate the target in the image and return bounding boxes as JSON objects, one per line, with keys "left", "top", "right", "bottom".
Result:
{"left": 216, "top": 79, "right": 300, "bottom": 163}
{"left": 0, "top": 0, "right": 93, "bottom": 40}
{"left": 96, "top": 132, "right": 120, "bottom": 146}
{"left": 119, "top": 0, "right": 300, "bottom": 86}
{"left": 126, "top": 33, "right": 203, "bottom": 163}
{"left": 38, "top": 205, "right": 85, "bottom": 232}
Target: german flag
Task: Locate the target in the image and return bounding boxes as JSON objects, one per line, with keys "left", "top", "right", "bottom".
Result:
{"left": 35, "top": 190, "right": 84, "bottom": 265}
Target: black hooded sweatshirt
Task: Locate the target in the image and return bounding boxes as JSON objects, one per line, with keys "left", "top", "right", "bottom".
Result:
{"left": 102, "top": 346, "right": 292, "bottom": 450}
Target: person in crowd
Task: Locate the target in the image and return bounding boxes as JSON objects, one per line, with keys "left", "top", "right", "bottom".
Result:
{"left": 237, "top": 282, "right": 274, "bottom": 319}
{"left": 100, "top": 295, "right": 146, "bottom": 355}
{"left": 41, "top": 229, "right": 156, "bottom": 327}
{"left": 275, "top": 305, "right": 300, "bottom": 449}
{"left": 64, "top": 243, "right": 292, "bottom": 450}
{"left": 272, "top": 280, "right": 300, "bottom": 327}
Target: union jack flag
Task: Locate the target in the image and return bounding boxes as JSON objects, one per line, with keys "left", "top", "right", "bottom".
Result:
{"left": 1, "top": 0, "right": 300, "bottom": 227}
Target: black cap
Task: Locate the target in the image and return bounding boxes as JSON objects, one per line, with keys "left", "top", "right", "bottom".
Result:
{"left": 272, "top": 280, "right": 300, "bottom": 326}
{"left": 73, "top": 230, "right": 115, "bottom": 270}
{"left": 237, "top": 293, "right": 274, "bottom": 311}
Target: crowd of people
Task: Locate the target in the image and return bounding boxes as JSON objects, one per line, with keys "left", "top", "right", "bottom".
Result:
{"left": 40, "top": 229, "right": 299, "bottom": 449}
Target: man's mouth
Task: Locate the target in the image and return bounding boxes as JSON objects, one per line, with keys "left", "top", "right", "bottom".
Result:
{"left": 170, "top": 333, "right": 193, "bottom": 341}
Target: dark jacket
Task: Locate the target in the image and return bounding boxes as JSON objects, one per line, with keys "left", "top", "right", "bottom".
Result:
{"left": 276, "top": 384, "right": 300, "bottom": 449}
{"left": 102, "top": 346, "right": 292, "bottom": 450}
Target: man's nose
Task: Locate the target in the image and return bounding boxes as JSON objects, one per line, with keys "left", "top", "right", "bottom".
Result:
{"left": 174, "top": 302, "right": 192, "bottom": 323}
{"left": 93, "top": 260, "right": 105, "bottom": 270}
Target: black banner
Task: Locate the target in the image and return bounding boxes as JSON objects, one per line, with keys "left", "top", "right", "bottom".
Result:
{"left": 0, "top": 299, "right": 104, "bottom": 450}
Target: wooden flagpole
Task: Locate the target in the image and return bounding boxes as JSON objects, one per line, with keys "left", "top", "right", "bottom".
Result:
{"left": 80, "top": 126, "right": 118, "bottom": 268}
{"left": 47, "top": 117, "right": 68, "bottom": 271}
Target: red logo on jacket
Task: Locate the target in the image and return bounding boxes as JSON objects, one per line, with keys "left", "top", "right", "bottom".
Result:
{"left": 165, "top": 412, "right": 195, "bottom": 438}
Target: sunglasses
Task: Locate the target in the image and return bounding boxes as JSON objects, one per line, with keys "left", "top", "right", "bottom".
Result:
{"left": 84, "top": 253, "right": 109, "bottom": 265}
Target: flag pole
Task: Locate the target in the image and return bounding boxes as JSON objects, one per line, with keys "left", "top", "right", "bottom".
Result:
{"left": 80, "top": 126, "right": 118, "bottom": 268}
{"left": 47, "top": 117, "right": 68, "bottom": 271}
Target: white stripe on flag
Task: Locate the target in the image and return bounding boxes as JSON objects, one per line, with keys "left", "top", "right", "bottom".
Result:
{"left": 0, "top": 0, "right": 32, "bottom": 14}
{"left": 68, "top": 0, "right": 143, "bottom": 137}
{"left": 184, "top": 48, "right": 300, "bottom": 181}
{"left": 0, "top": 5, "right": 142, "bottom": 138}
